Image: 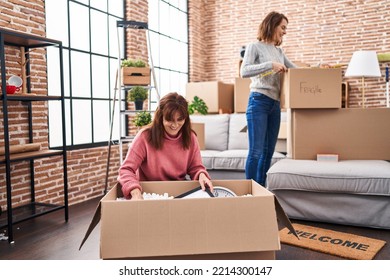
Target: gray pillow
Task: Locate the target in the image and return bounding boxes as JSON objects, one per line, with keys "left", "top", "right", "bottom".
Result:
{"left": 190, "top": 114, "right": 230, "bottom": 151}
{"left": 228, "top": 113, "right": 248, "bottom": 150}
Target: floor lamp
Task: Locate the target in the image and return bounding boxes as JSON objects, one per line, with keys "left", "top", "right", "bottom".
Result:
{"left": 345, "top": 51, "right": 381, "bottom": 108}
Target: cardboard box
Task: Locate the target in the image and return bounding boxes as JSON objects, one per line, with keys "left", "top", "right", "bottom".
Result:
{"left": 281, "top": 68, "right": 342, "bottom": 109}
{"left": 292, "top": 108, "right": 390, "bottom": 160}
{"left": 234, "top": 77, "right": 251, "bottom": 113}
{"left": 121, "top": 67, "right": 151, "bottom": 86}
{"left": 80, "top": 180, "right": 295, "bottom": 260}
{"left": 186, "top": 81, "right": 234, "bottom": 113}
{"left": 191, "top": 122, "right": 205, "bottom": 150}
{"left": 278, "top": 121, "right": 288, "bottom": 139}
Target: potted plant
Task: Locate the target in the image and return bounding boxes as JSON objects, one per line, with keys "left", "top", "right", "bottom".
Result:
{"left": 128, "top": 86, "right": 148, "bottom": 110}
{"left": 133, "top": 111, "right": 152, "bottom": 128}
{"left": 121, "top": 58, "right": 150, "bottom": 86}
{"left": 121, "top": 58, "right": 147, "bottom": 68}
{"left": 188, "top": 96, "right": 208, "bottom": 115}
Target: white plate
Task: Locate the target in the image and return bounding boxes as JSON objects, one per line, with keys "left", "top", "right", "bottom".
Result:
{"left": 8, "top": 75, "right": 23, "bottom": 87}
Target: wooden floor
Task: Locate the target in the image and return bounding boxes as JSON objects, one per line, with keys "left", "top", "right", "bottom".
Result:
{"left": 0, "top": 196, "right": 389, "bottom": 260}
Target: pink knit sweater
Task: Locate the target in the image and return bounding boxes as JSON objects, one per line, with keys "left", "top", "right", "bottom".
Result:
{"left": 118, "top": 128, "right": 209, "bottom": 199}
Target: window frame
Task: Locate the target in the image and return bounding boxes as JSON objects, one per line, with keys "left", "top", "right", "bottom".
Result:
{"left": 46, "top": 0, "right": 189, "bottom": 149}
{"left": 46, "top": 0, "right": 125, "bottom": 150}
{"left": 147, "top": 0, "right": 189, "bottom": 108}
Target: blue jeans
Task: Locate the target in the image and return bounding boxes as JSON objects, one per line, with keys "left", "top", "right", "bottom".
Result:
{"left": 245, "top": 92, "right": 281, "bottom": 186}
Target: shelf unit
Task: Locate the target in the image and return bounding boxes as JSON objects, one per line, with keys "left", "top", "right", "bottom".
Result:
{"left": 0, "top": 28, "right": 68, "bottom": 243}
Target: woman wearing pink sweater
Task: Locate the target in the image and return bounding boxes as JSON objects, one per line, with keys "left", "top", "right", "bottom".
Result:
{"left": 118, "top": 92, "right": 213, "bottom": 200}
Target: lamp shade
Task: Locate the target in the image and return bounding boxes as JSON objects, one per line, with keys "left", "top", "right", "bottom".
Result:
{"left": 345, "top": 51, "right": 381, "bottom": 77}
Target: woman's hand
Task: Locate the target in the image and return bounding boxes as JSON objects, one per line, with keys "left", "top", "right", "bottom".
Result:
{"left": 199, "top": 172, "right": 214, "bottom": 192}
{"left": 130, "top": 188, "right": 144, "bottom": 200}
{"left": 272, "top": 62, "right": 287, "bottom": 73}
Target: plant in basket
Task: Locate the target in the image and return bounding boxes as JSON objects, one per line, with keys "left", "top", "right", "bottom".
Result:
{"left": 121, "top": 58, "right": 147, "bottom": 68}
{"left": 121, "top": 58, "right": 151, "bottom": 86}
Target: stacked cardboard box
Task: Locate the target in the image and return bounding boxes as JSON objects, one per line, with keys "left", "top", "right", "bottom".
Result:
{"left": 186, "top": 81, "right": 234, "bottom": 113}
{"left": 234, "top": 77, "right": 251, "bottom": 113}
{"left": 282, "top": 68, "right": 390, "bottom": 160}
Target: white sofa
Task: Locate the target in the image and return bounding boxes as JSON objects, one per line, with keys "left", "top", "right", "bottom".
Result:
{"left": 190, "top": 113, "right": 286, "bottom": 175}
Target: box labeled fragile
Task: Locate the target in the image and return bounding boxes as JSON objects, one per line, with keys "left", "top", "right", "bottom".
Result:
{"left": 121, "top": 67, "right": 151, "bottom": 86}
{"left": 281, "top": 68, "right": 342, "bottom": 109}
{"left": 80, "top": 180, "right": 295, "bottom": 259}
{"left": 186, "top": 81, "right": 234, "bottom": 113}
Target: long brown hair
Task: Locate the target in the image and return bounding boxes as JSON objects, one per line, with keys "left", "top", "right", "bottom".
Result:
{"left": 147, "top": 92, "right": 192, "bottom": 150}
{"left": 257, "top": 11, "right": 288, "bottom": 46}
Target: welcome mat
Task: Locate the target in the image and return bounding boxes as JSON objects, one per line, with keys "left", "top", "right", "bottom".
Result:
{"left": 280, "top": 223, "right": 386, "bottom": 260}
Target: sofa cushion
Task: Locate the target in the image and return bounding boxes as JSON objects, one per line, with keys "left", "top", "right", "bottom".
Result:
{"left": 213, "top": 150, "right": 286, "bottom": 170}
{"left": 266, "top": 159, "right": 390, "bottom": 229}
{"left": 200, "top": 150, "right": 220, "bottom": 170}
{"left": 190, "top": 114, "right": 230, "bottom": 151}
{"left": 267, "top": 159, "right": 390, "bottom": 195}
{"left": 228, "top": 113, "right": 248, "bottom": 150}
{"left": 213, "top": 149, "right": 247, "bottom": 170}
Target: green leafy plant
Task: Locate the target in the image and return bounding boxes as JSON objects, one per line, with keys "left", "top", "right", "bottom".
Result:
{"left": 133, "top": 111, "right": 152, "bottom": 127}
{"left": 127, "top": 86, "right": 148, "bottom": 102}
{"left": 133, "top": 59, "right": 147, "bottom": 67}
{"left": 121, "top": 58, "right": 147, "bottom": 68}
{"left": 188, "top": 96, "right": 208, "bottom": 115}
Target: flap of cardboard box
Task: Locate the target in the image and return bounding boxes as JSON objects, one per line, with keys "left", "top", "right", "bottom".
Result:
{"left": 274, "top": 196, "right": 298, "bottom": 239}
{"left": 79, "top": 202, "right": 101, "bottom": 250}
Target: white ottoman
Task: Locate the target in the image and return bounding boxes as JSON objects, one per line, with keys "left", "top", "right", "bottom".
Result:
{"left": 266, "top": 159, "right": 390, "bottom": 229}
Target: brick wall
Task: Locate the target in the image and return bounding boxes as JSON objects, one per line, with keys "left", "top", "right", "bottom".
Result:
{"left": 188, "top": 0, "right": 208, "bottom": 82}
{"left": 188, "top": 0, "right": 390, "bottom": 108}
{"left": 1, "top": 0, "right": 389, "bottom": 211}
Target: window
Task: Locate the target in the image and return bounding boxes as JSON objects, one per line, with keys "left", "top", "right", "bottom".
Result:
{"left": 45, "top": 0, "right": 188, "bottom": 148}
{"left": 46, "top": 0, "right": 124, "bottom": 148}
{"left": 148, "top": 0, "right": 188, "bottom": 110}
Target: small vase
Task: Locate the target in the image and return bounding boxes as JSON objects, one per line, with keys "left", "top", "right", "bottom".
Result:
{"left": 134, "top": 100, "right": 144, "bottom": 110}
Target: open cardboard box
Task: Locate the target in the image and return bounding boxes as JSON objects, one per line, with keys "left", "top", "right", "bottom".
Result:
{"left": 80, "top": 180, "right": 296, "bottom": 260}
